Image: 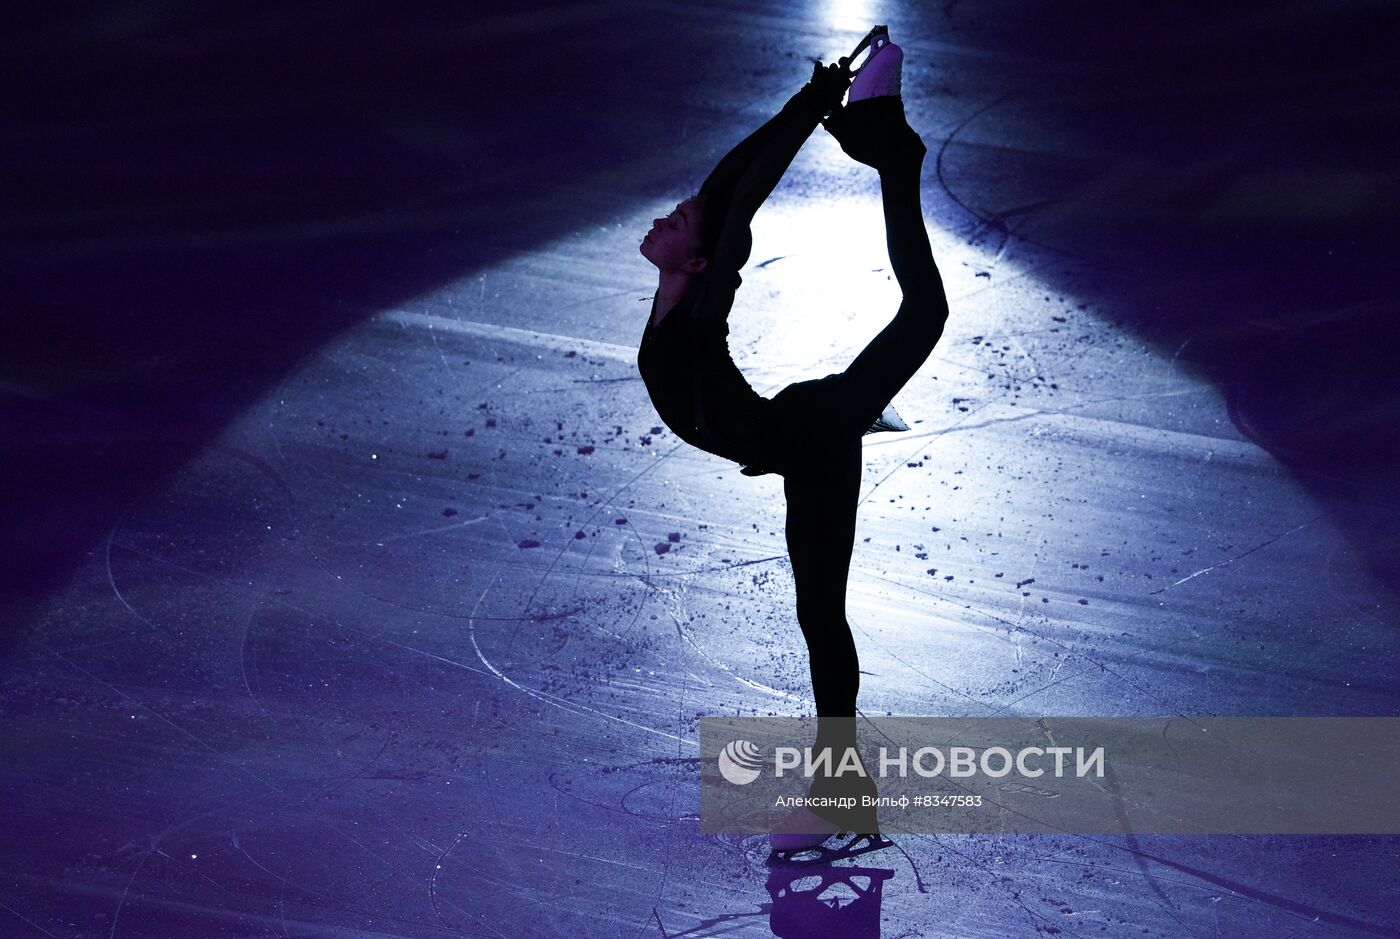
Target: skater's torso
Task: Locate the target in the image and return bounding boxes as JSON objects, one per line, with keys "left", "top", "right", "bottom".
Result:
{"left": 637, "top": 272, "right": 771, "bottom": 468}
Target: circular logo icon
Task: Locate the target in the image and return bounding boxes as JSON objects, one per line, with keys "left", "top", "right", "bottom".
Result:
{"left": 718, "top": 739, "right": 763, "bottom": 785}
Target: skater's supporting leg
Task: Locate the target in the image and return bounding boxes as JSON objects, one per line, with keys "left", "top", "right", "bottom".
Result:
{"left": 783, "top": 446, "right": 880, "bottom": 833}
{"left": 783, "top": 439, "right": 862, "bottom": 721}
{"left": 781, "top": 434, "right": 879, "bottom": 809}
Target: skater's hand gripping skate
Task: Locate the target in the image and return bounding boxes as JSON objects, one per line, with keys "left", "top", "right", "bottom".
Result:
{"left": 821, "top": 97, "right": 926, "bottom": 172}
{"left": 802, "top": 60, "right": 851, "bottom": 115}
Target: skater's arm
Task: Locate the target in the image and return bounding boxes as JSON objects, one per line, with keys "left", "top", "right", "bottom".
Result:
{"left": 697, "top": 72, "right": 835, "bottom": 209}
{"left": 695, "top": 110, "right": 795, "bottom": 207}
{"left": 696, "top": 64, "right": 848, "bottom": 285}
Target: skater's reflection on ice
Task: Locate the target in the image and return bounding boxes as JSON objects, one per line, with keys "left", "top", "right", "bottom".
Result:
{"left": 767, "top": 856, "right": 897, "bottom": 938}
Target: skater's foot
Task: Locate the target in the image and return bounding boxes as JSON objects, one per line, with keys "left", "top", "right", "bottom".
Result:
{"left": 844, "top": 26, "right": 903, "bottom": 102}
{"left": 822, "top": 96, "right": 925, "bottom": 172}
{"left": 825, "top": 26, "right": 923, "bottom": 171}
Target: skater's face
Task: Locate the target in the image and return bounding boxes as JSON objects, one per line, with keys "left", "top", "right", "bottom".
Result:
{"left": 640, "top": 199, "right": 708, "bottom": 274}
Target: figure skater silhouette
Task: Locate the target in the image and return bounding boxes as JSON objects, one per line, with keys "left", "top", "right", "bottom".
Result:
{"left": 636, "top": 27, "right": 948, "bottom": 851}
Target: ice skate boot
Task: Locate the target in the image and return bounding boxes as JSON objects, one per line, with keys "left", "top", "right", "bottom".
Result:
{"left": 825, "top": 27, "right": 923, "bottom": 170}
{"left": 843, "top": 26, "right": 903, "bottom": 101}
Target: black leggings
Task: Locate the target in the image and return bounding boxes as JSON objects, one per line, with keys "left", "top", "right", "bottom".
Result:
{"left": 772, "top": 291, "right": 944, "bottom": 731}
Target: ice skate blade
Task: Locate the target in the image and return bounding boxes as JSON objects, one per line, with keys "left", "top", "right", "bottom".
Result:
{"left": 842, "top": 25, "right": 888, "bottom": 76}
{"left": 865, "top": 402, "right": 909, "bottom": 435}
{"left": 766, "top": 832, "right": 894, "bottom": 866}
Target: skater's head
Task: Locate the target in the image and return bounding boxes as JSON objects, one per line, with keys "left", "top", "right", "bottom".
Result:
{"left": 639, "top": 196, "right": 713, "bottom": 275}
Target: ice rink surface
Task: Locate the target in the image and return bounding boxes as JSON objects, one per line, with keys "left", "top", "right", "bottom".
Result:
{"left": 4, "top": 2, "right": 1399, "bottom": 936}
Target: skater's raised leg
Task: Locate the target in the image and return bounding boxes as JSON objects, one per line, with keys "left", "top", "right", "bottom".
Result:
{"left": 821, "top": 59, "right": 948, "bottom": 436}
